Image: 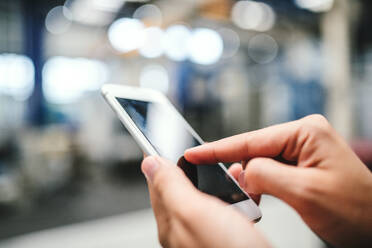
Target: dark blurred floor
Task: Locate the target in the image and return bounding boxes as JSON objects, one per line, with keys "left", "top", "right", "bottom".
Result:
{"left": 0, "top": 160, "right": 150, "bottom": 240}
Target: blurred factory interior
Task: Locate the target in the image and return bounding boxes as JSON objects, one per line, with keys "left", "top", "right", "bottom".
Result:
{"left": 0, "top": 0, "right": 372, "bottom": 247}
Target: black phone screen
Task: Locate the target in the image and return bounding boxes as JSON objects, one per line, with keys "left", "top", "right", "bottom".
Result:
{"left": 116, "top": 97, "right": 249, "bottom": 204}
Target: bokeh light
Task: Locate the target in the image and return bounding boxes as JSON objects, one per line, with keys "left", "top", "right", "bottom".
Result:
{"left": 218, "top": 28, "right": 240, "bottom": 59}
{"left": 108, "top": 18, "right": 145, "bottom": 53}
{"left": 43, "top": 57, "right": 108, "bottom": 104}
{"left": 45, "top": 6, "right": 73, "bottom": 35}
{"left": 163, "top": 25, "right": 192, "bottom": 61}
{"left": 0, "top": 53, "right": 35, "bottom": 101}
{"left": 133, "top": 4, "right": 162, "bottom": 27}
{"left": 92, "top": 0, "right": 126, "bottom": 12}
{"left": 248, "top": 34, "right": 278, "bottom": 64}
{"left": 140, "top": 64, "right": 169, "bottom": 94}
{"left": 231, "top": 1, "right": 275, "bottom": 32}
{"left": 187, "top": 28, "right": 223, "bottom": 65}
{"left": 65, "top": 0, "right": 124, "bottom": 26}
{"left": 139, "top": 27, "right": 165, "bottom": 58}
{"left": 295, "top": 0, "right": 334, "bottom": 12}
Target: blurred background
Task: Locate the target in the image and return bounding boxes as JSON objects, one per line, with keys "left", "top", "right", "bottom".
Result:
{"left": 0, "top": 0, "right": 371, "bottom": 247}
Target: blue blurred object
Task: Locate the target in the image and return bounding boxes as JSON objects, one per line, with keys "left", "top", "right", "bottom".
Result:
{"left": 23, "top": 0, "right": 47, "bottom": 126}
{"left": 287, "top": 78, "right": 326, "bottom": 120}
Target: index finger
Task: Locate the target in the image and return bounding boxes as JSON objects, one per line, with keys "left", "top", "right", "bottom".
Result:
{"left": 185, "top": 119, "right": 302, "bottom": 164}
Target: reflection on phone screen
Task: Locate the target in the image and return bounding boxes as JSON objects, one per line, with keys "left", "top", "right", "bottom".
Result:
{"left": 117, "top": 98, "right": 249, "bottom": 204}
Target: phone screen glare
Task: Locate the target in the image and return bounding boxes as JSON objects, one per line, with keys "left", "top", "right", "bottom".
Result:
{"left": 116, "top": 98, "right": 249, "bottom": 204}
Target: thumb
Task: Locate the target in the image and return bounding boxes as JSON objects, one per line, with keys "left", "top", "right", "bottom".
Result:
{"left": 141, "top": 156, "right": 200, "bottom": 208}
{"left": 241, "top": 157, "right": 305, "bottom": 205}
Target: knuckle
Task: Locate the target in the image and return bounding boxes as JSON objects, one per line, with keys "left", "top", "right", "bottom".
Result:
{"left": 303, "top": 114, "right": 330, "bottom": 129}
{"left": 304, "top": 114, "right": 327, "bottom": 123}
{"left": 301, "top": 114, "right": 332, "bottom": 138}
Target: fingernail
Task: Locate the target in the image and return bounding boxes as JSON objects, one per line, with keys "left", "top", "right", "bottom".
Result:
{"left": 142, "top": 156, "right": 159, "bottom": 183}
{"left": 238, "top": 171, "right": 246, "bottom": 189}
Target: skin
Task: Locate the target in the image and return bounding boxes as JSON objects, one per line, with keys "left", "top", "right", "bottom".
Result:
{"left": 141, "top": 156, "right": 270, "bottom": 248}
{"left": 142, "top": 114, "right": 372, "bottom": 248}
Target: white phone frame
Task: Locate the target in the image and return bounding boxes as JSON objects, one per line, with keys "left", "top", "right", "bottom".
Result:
{"left": 101, "top": 84, "right": 262, "bottom": 222}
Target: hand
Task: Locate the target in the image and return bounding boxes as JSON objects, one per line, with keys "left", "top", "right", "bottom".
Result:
{"left": 185, "top": 114, "right": 372, "bottom": 248}
{"left": 141, "top": 156, "right": 270, "bottom": 248}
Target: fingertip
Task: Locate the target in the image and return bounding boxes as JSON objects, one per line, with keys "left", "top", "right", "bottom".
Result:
{"left": 141, "top": 155, "right": 155, "bottom": 169}
{"left": 230, "top": 163, "right": 243, "bottom": 170}
{"left": 228, "top": 163, "right": 242, "bottom": 180}
{"left": 183, "top": 148, "right": 192, "bottom": 160}
{"left": 141, "top": 156, "right": 160, "bottom": 182}
{"left": 184, "top": 146, "right": 202, "bottom": 163}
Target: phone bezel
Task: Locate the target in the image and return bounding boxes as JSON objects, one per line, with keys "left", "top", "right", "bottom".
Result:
{"left": 101, "top": 84, "right": 262, "bottom": 222}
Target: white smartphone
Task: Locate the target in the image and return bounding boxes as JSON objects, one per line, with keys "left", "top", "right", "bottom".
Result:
{"left": 101, "top": 84, "right": 262, "bottom": 222}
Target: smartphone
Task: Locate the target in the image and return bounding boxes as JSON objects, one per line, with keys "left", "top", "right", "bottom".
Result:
{"left": 101, "top": 84, "right": 262, "bottom": 221}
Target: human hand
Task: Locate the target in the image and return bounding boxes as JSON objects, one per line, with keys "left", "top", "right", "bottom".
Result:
{"left": 228, "top": 163, "right": 261, "bottom": 205}
{"left": 185, "top": 115, "right": 372, "bottom": 248}
{"left": 141, "top": 156, "right": 270, "bottom": 248}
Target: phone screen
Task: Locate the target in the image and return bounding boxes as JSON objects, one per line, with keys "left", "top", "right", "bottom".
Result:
{"left": 116, "top": 98, "right": 249, "bottom": 204}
